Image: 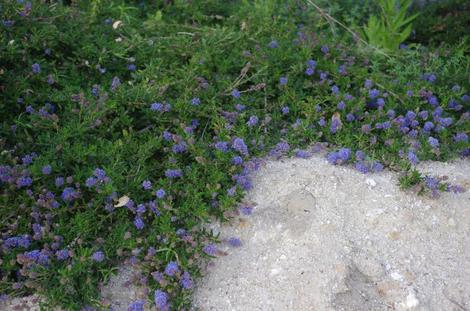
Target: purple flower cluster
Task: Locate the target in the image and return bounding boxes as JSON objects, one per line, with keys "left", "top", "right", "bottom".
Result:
{"left": 21, "top": 249, "right": 51, "bottom": 266}
{"left": 231, "top": 156, "right": 243, "bottom": 165}
{"left": 330, "top": 115, "right": 342, "bottom": 134}
{"left": 231, "top": 89, "right": 241, "bottom": 99}
{"left": 154, "top": 290, "right": 169, "bottom": 310}
{"left": 232, "top": 172, "right": 253, "bottom": 190}
{"left": 172, "top": 141, "right": 187, "bottom": 153}
{"left": 422, "top": 72, "right": 437, "bottom": 83}
{"left": 191, "top": 97, "right": 201, "bottom": 106}
{"left": 269, "top": 141, "right": 290, "bottom": 157}
{"left": 305, "top": 59, "right": 317, "bottom": 76}
{"left": 203, "top": 243, "right": 217, "bottom": 256}
{"left": 164, "top": 261, "right": 179, "bottom": 277}
{"left": 268, "top": 40, "right": 279, "bottom": 48}
{"left": 3, "top": 20, "right": 14, "bottom": 27}
{"left": 215, "top": 141, "right": 229, "bottom": 152}
{"left": 428, "top": 137, "right": 439, "bottom": 148}
{"left": 4, "top": 235, "right": 31, "bottom": 249}
{"left": 232, "top": 137, "right": 249, "bottom": 155}
{"left": 247, "top": 115, "right": 259, "bottom": 127}
{"left": 326, "top": 148, "right": 351, "bottom": 165}
{"left": 85, "top": 168, "right": 110, "bottom": 190}
{"left": 408, "top": 151, "right": 419, "bottom": 165}
{"left": 32, "top": 63, "right": 41, "bottom": 74}
{"left": 128, "top": 300, "right": 145, "bottom": 311}
{"left": 454, "top": 132, "right": 468, "bottom": 142}
{"left": 56, "top": 249, "right": 69, "bottom": 261}
{"left": 355, "top": 160, "right": 384, "bottom": 174}
{"left": 331, "top": 85, "right": 340, "bottom": 95}
{"left": 368, "top": 88, "right": 380, "bottom": 99}
{"left": 321, "top": 45, "right": 329, "bottom": 54}
{"left": 134, "top": 217, "right": 145, "bottom": 230}
{"left": 151, "top": 102, "right": 171, "bottom": 112}
{"left": 240, "top": 205, "right": 253, "bottom": 215}
{"left": 111, "top": 76, "right": 121, "bottom": 92}
{"left": 165, "top": 169, "right": 182, "bottom": 179}
{"left": 180, "top": 271, "right": 193, "bottom": 289}
{"left": 142, "top": 180, "right": 152, "bottom": 190}
{"left": 17, "top": 176, "right": 33, "bottom": 188}
{"left": 60, "top": 187, "right": 80, "bottom": 202}
{"left": 295, "top": 150, "right": 310, "bottom": 159}
{"left": 42, "top": 165, "right": 52, "bottom": 175}
{"left": 91, "top": 251, "right": 105, "bottom": 262}
{"left": 155, "top": 188, "right": 166, "bottom": 198}
{"left": 423, "top": 175, "right": 466, "bottom": 198}
{"left": 227, "top": 237, "right": 242, "bottom": 247}
{"left": 22, "top": 153, "right": 37, "bottom": 165}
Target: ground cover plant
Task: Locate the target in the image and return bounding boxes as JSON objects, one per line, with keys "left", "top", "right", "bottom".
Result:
{"left": 410, "top": 0, "right": 470, "bottom": 46}
{"left": 0, "top": 0, "right": 469, "bottom": 310}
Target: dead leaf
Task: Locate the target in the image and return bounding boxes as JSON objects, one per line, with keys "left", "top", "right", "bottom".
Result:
{"left": 195, "top": 156, "right": 207, "bottom": 164}
{"left": 241, "top": 62, "right": 251, "bottom": 75}
{"left": 114, "top": 195, "right": 130, "bottom": 207}
{"left": 112, "top": 20, "right": 122, "bottom": 29}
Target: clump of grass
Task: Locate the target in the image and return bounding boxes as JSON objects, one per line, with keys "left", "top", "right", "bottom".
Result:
{"left": 399, "top": 169, "right": 423, "bottom": 190}
{"left": 0, "top": 0, "right": 468, "bottom": 310}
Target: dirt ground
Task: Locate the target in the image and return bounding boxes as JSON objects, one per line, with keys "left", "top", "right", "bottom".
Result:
{"left": 193, "top": 155, "right": 470, "bottom": 311}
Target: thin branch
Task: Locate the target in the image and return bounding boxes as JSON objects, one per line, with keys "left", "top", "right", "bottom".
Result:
{"left": 375, "top": 81, "right": 405, "bottom": 104}
{"left": 305, "top": 0, "right": 392, "bottom": 59}
{"left": 223, "top": 62, "right": 252, "bottom": 95}
{"left": 176, "top": 32, "right": 195, "bottom": 36}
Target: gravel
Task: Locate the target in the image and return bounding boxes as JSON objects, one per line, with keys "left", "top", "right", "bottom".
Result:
{"left": 193, "top": 154, "right": 470, "bottom": 311}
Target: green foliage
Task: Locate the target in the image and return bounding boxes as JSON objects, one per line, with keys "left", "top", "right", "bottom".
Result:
{"left": 318, "top": 0, "right": 377, "bottom": 27}
{"left": 363, "top": 0, "right": 419, "bottom": 52}
{"left": 0, "top": 0, "right": 468, "bottom": 310}
{"left": 399, "top": 169, "right": 423, "bottom": 190}
{"left": 410, "top": 0, "right": 470, "bottom": 45}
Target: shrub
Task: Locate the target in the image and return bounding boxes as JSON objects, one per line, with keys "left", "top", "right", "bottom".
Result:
{"left": 410, "top": 0, "right": 470, "bottom": 45}
{"left": 0, "top": 0, "right": 468, "bottom": 310}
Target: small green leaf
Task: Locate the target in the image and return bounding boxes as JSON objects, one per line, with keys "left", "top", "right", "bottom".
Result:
{"left": 155, "top": 10, "right": 162, "bottom": 21}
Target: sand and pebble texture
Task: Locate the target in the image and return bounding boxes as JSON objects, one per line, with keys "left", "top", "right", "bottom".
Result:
{"left": 193, "top": 155, "right": 470, "bottom": 311}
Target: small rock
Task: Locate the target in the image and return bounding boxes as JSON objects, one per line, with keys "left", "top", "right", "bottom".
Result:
{"left": 406, "top": 291, "right": 419, "bottom": 308}
{"left": 448, "top": 218, "right": 456, "bottom": 227}
{"left": 366, "top": 178, "right": 377, "bottom": 188}
{"left": 270, "top": 267, "right": 281, "bottom": 276}
{"left": 391, "top": 271, "right": 404, "bottom": 282}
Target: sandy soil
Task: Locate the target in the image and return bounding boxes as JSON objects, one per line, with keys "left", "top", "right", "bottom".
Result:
{"left": 193, "top": 155, "right": 470, "bottom": 311}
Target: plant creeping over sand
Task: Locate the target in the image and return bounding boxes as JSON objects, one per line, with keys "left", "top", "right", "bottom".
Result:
{"left": 0, "top": 0, "right": 468, "bottom": 310}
